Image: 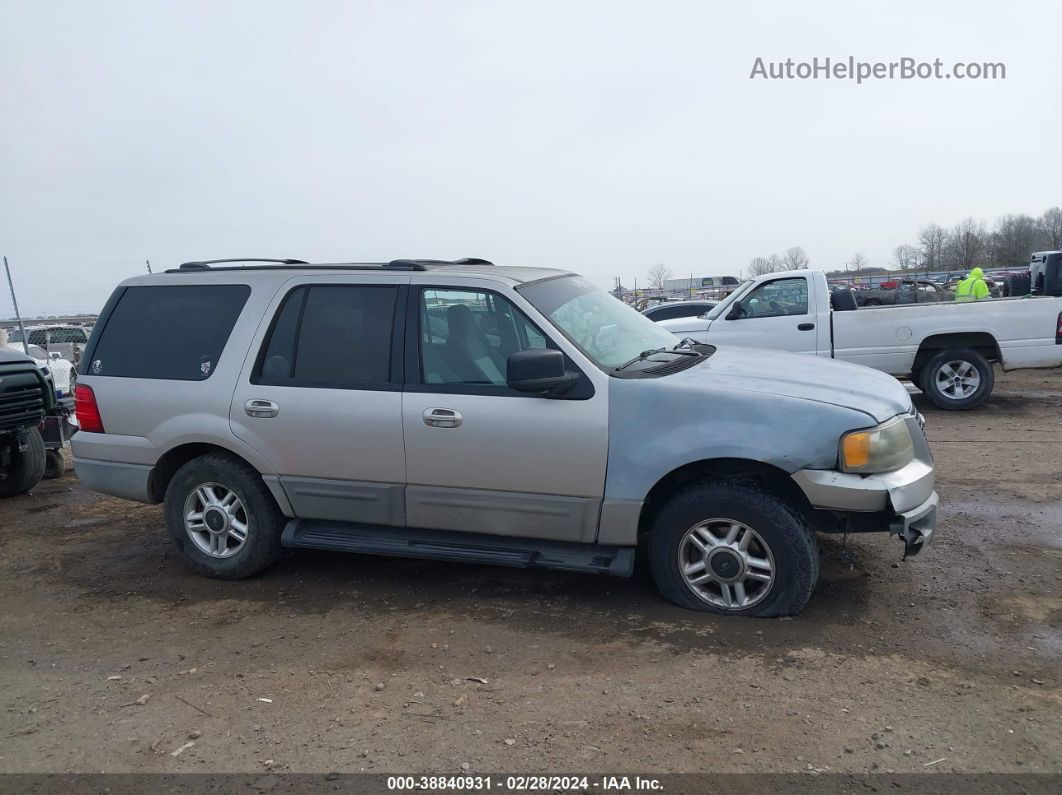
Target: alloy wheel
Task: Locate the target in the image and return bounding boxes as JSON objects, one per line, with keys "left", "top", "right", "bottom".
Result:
{"left": 677, "top": 518, "right": 775, "bottom": 610}
{"left": 184, "top": 482, "right": 249, "bottom": 558}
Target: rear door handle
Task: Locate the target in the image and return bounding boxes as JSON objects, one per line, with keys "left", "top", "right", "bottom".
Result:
{"left": 423, "top": 407, "right": 462, "bottom": 428}
{"left": 797, "top": 323, "right": 815, "bottom": 331}
{"left": 245, "top": 399, "right": 279, "bottom": 418}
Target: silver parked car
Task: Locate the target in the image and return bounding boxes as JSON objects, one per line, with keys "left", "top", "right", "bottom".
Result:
{"left": 72, "top": 257, "right": 937, "bottom": 616}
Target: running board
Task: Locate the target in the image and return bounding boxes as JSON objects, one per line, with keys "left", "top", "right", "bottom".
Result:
{"left": 281, "top": 520, "right": 635, "bottom": 577}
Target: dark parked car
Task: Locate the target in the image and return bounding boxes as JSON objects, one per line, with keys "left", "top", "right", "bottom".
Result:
{"left": 642, "top": 300, "right": 716, "bottom": 322}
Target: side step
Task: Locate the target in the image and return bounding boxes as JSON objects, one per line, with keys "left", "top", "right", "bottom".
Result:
{"left": 281, "top": 520, "right": 635, "bottom": 577}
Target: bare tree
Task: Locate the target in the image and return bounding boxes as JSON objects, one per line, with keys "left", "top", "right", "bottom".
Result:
{"left": 990, "top": 214, "right": 1040, "bottom": 266}
{"left": 849, "top": 252, "right": 868, "bottom": 271}
{"left": 918, "top": 224, "right": 947, "bottom": 271}
{"left": 646, "top": 263, "right": 673, "bottom": 290}
{"left": 945, "top": 218, "right": 987, "bottom": 269}
{"left": 893, "top": 245, "right": 921, "bottom": 271}
{"left": 782, "top": 246, "right": 809, "bottom": 270}
{"left": 748, "top": 257, "right": 774, "bottom": 277}
{"left": 1040, "top": 207, "right": 1062, "bottom": 250}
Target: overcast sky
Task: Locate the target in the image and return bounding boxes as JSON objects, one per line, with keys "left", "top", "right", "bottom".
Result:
{"left": 1, "top": 0, "right": 1059, "bottom": 315}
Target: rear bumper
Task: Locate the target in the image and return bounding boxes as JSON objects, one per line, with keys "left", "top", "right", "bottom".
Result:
{"left": 71, "top": 431, "right": 158, "bottom": 503}
{"left": 72, "top": 458, "right": 153, "bottom": 503}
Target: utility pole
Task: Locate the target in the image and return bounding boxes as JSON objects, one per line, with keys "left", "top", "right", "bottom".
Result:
{"left": 3, "top": 256, "right": 30, "bottom": 355}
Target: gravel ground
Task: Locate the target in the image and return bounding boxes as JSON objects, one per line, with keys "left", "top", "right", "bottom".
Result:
{"left": 0, "top": 369, "right": 1059, "bottom": 775}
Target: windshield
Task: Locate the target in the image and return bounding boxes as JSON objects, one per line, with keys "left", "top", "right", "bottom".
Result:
{"left": 518, "top": 276, "right": 679, "bottom": 369}
{"left": 704, "top": 281, "right": 751, "bottom": 320}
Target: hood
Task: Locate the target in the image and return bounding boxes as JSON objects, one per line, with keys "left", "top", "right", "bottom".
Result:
{"left": 970, "top": 267, "right": 984, "bottom": 279}
{"left": 671, "top": 346, "right": 912, "bottom": 423}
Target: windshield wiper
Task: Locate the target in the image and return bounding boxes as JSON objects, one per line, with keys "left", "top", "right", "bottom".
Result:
{"left": 614, "top": 347, "right": 668, "bottom": 371}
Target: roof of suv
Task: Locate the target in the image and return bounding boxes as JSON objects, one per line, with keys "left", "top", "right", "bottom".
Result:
{"left": 154, "top": 258, "right": 572, "bottom": 286}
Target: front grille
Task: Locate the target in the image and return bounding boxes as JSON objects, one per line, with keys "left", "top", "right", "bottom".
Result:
{"left": 0, "top": 375, "right": 46, "bottom": 432}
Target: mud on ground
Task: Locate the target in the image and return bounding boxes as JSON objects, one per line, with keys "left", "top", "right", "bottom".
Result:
{"left": 0, "top": 369, "right": 1059, "bottom": 774}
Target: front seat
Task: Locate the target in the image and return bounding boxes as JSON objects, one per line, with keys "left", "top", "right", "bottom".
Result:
{"left": 442, "top": 304, "right": 506, "bottom": 383}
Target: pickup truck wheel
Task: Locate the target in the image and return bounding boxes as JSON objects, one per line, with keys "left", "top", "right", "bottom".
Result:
{"left": 43, "top": 449, "right": 66, "bottom": 479}
{"left": 164, "top": 453, "right": 285, "bottom": 579}
{"left": 920, "top": 348, "right": 994, "bottom": 410}
{"left": 0, "top": 428, "right": 47, "bottom": 498}
{"left": 648, "top": 480, "right": 818, "bottom": 617}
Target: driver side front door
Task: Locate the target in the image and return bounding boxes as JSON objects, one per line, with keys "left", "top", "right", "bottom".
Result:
{"left": 401, "top": 282, "right": 609, "bottom": 543}
{"left": 707, "top": 276, "right": 821, "bottom": 355}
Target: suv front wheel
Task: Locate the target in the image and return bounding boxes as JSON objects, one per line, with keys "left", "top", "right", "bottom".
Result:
{"left": 648, "top": 479, "right": 818, "bottom": 617}
{"left": 164, "top": 452, "right": 285, "bottom": 579}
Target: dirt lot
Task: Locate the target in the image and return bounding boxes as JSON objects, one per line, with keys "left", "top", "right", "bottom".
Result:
{"left": 1, "top": 369, "right": 1059, "bottom": 775}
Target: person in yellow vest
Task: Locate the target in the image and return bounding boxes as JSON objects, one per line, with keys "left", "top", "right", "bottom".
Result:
{"left": 955, "top": 267, "right": 991, "bottom": 302}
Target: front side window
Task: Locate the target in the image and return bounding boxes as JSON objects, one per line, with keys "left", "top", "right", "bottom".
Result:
{"left": 87, "top": 285, "right": 250, "bottom": 380}
{"left": 735, "top": 278, "right": 809, "bottom": 318}
{"left": 255, "top": 285, "right": 398, "bottom": 388}
{"left": 419, "top": 288, "right": 547, "bottom": 385}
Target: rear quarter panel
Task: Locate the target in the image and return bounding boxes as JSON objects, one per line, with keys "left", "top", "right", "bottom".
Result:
{"left": 73, "top": 271, "right": 288, "bottom": 473}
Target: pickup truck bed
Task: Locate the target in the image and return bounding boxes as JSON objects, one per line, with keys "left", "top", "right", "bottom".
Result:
{"left": 660, "top": 269, "right": 1062, "bottom": 410}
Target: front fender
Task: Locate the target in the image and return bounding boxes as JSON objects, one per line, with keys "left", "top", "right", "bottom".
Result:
{"left": 603, "top": 377, "right": 873, "bottom": 503}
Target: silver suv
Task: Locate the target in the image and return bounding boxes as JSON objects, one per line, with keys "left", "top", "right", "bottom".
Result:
{"left": 72, "top": 258, "right": 938, "bottom": 617}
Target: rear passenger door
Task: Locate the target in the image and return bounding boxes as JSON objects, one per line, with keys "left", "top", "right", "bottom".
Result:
{"left": 230, "top": 275, "right": 409, "bottom": 526}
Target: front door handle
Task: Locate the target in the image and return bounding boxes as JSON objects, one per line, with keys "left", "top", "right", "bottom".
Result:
{"left": 423, "top": 407, "right": 462, "bottom": 428}
{"left": 245, "top": 399, "right": 279, "bottom": 418}
{"left": 797, "top": 323, "right": 815, "bottom": 331}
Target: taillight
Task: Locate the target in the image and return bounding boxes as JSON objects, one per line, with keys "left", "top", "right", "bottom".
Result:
{"left": 1057, "top": 312, "right": 1062, "bottom": 344}
{"left": 75, "top": 384, "right": 105, "bottom": 433}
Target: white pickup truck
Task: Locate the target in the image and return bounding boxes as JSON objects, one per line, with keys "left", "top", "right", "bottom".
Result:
{"left": 659, "top": 269, "right": 1062, "bottom": 410}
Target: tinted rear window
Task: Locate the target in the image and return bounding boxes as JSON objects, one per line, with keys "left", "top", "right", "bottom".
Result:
{"left": 253, "top": 284, "right": 398, "bottom": 388}
{"left": 87, "top": 285, "right": 250, "bottom": 380}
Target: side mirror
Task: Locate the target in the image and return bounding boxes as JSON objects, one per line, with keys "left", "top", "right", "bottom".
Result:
{"left": 507, "top": 349, "right": 576, "bottom": 394}
{"left": 726, "top": 303, "right": 743, "bottom": 320}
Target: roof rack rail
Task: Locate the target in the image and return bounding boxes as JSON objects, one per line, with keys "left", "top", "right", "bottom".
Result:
{"left": 175, "top": 258, "right": 309, "bottom": 271}
{"left": 386, "top": 258, "right": 494, "bottom": 271}
{"left": 165, "top": 257, "right": 494, "bottom": 274}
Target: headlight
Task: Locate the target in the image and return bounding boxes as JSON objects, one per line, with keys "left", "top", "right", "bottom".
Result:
{"left": 839, "top": 417, "right": 915, "bottom": 474}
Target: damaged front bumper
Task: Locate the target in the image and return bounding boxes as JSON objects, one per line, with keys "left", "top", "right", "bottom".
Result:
{"left": 889, "top": 492, "right": 938, "bottom": 557}
{"left": 791, "top": 422, "right": 939, "bottom": 557}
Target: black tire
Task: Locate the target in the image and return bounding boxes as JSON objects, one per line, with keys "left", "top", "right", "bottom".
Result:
{"left": 0, "top": 428, "right": 47, "bottom": 498}
{"left": 1003, "top": 273, "right": 1030, "bottom": 298}
{"left": 919, "top": 348, "right": 994, "bottom": 410}
{"left": 43, "top": 448, "right": 66, "bottom": 479}
{"left": 648, "top": 479, "right": 818, "bottom": 617}
{"left": 164, "top": 452, "right": 285, "bottom": 579}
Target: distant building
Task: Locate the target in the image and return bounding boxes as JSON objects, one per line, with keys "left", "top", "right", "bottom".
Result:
{"left": 661, "top": 275, "right": 740, "bottom": 292}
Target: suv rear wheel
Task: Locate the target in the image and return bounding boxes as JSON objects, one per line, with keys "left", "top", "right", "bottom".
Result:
{"left": 164, "top": 452, "right": 285, "bottom": 579}
{"left": 648, "top": 479, "right": 818, "bottom": 617}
